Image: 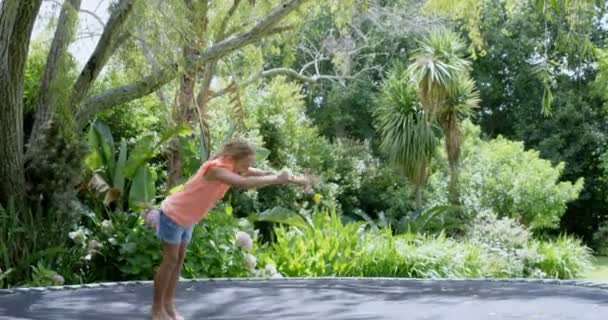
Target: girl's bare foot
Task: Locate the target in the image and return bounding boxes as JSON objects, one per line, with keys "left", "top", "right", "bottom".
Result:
{"left": 165, "top": 304, "right": 184, "bottom": 320}
{"left": 152, "top": 309, "right": 173, "bottom": 320}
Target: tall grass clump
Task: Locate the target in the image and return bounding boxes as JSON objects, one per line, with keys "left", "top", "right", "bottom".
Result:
{"left": 526, "top": 236, "right": 593, "bottom": 279}
{"left": 260, "top": 210, "right": 592, "bottom": 280}
{"left": 258, "top": 209, "right": 363, "bottom": 276}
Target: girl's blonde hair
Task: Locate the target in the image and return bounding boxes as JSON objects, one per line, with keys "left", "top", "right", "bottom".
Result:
{"left": 215, "top": 139, "right": 255, "bottom": 160}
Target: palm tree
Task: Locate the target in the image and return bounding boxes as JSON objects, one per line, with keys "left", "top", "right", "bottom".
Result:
{"left": 374, "top": 63, "right": 439, "bottom": 210}
{"left": 408, "top": 29, "right": 480, "bottom": 205}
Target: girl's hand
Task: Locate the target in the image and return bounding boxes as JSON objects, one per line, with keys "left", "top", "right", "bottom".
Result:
{"left": 276, "top": 170, "right": 292, "bottom": 184}
{"left": 291, "top": 174, "right": 320, "bottom": 186}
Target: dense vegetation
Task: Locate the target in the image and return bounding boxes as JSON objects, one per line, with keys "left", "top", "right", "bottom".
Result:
{"left": 1, "top": 0, "right": 607, "bottom": 287}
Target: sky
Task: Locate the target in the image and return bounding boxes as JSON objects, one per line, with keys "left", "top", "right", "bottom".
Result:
{"left": 32, "top": 0, "right": 110, "bottom": 67}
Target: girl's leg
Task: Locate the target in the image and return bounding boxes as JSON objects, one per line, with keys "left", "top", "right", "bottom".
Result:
{"left": 153, "top": 242, "right": 180, "bottom": 320}
{"left": 164, "top": 242, "right": 187, "bottom": 320}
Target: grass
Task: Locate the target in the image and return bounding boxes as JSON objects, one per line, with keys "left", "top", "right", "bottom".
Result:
{"left": 583, "top": 256, "right": 608, "bottom": 281}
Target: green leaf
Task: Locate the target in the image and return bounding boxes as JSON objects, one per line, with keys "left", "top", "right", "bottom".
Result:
{"left": 129, "top": 166, "right": 156, "bottom": 210}
{"left": 250, "top": 207, "right": 309, "bottom": 229}
{"left": 125, "top": 125, "right": 192, "bottom": 179}
{"left": 255, "top": 146, "right": 271, "bottom": 162}
{"left": 124, "top": 136, "right": 155, "bottom": 179}
{"left": 160, "top": 123, "right": 192, "bottom": 141}
{"left": 91, "top": 120, "right": 116, "bottom": 177}
{"left": 542, "top": 85, "right": 553, "bottom": 116}
{"left": 114, "top": 138, "right": 128, "bottom": 193}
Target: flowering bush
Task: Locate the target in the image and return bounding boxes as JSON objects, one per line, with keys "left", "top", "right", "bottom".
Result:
{"left": 58, "top": 206, "right": 264, "bottom": 283}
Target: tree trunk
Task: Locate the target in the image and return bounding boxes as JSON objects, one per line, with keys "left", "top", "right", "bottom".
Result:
{"left": 415, "top": 184, "right": 423, "bottom": 212}
{"left": 448, "top": 161, "right": 459, "bottom": 206}
{"left": 166, "top": 0, "right": 209, "bottom": 189}
{"left": 444, "top": 113, "right": 462, "bottom": 206}
{"left": 0, "top": 0, "right": 43, "bottom": 206}
{"left": 28, "top": 0, "right": 82, "bottom": 153}
{"left": 167, "top": 61, "right": 197, "bottom": 188}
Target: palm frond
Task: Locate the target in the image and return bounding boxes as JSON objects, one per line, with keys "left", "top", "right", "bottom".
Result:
{"left": 446, "top": 74, "right": 480, "bottom": 117}
{"left": 408, "top": 28, "right": 471, "bottom": 115}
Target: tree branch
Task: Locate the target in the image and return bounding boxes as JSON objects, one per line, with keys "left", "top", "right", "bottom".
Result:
{"left": 69, "top": 0, "right": 135, "bottom": 108}
{"left": 76, "top": 66, "right": 177, "bottom": 128}
{"left": 134, "top": 26, "right": 171, "bottom": 105}
{"left": 210, "top": 67, "right": 355, "bottom": 99}
{"left": 29, "top": 0, "right": 82, "bottom": 149}
{"left": 216, "top": 0, "right": 242, "bottom": 40}
{"left": 75, "top": 0, "right": 307, "bottom": 125}
{"left": 44, "top": 0, "right": 104, "bottom": 26}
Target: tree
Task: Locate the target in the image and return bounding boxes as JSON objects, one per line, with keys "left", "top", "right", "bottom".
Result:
{"left": 424, "top": 0, "right": 602, "bottom": 113}
{"left": 297, "top": 0, "right": 444, "bottom": 142}
{"left": 407, "top": 29, "right": 480, "bottom": 205}
{"left": 0, "top": 0, "right": 355, "bottom": 208}
{"left": 374, "top": 64, "right": 438, "bottom": 210}
{"left": 438, "top": 0, "right": 608, "bottom": 240}
{"left": 122, "top": 0, "right": 374, "bottom": 188}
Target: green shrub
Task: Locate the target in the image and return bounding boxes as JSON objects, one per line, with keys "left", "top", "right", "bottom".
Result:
{"left": 70, "top": 206, "right": 259, "bottom": 282}
{"left": 0, "top": 199, "right": 76, "bottom": 288}
{"left": 428, "top": 120, "right": 584, "bottom": 230}
{"left": 24, "top": 262, "right": 65, "bottom": 287}
{"left": 183, "top": 206, "right": 254, "bottom": 278}
{"left": 526, "top": 236, "right": 593, "bottom": 279}
{"left": 258, "top": 210, "right": 364, "bottom": 276}
{"left": 81, "top": 210, "right": 161, "bottom": 281}
{"left": 261, "top": 209, "right": 591, "bottom": 279}
{"left": 355, "top": 232, "right": 485, "bottom": 278}
{"left": 592, "top": 221, "right": 608, "bottom": 256}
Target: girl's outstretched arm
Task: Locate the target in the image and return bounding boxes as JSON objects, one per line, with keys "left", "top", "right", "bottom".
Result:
{"left": 246, "top": 167, "right": 274, "bottom": 176}
{"left": 206, "top": 167, "right": 291, "bottom": 189}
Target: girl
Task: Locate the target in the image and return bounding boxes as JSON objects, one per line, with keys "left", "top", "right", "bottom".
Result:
{"left": 151, "top": 140, "right": 314, "bottom": 320}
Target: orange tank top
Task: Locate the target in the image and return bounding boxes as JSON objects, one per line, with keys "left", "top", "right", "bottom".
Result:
{"left": 160, "top": 157, "right": 235, "bottom": 227}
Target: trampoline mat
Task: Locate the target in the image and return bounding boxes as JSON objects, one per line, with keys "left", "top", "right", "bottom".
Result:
{"left": 1, "top": 278, "right": 608, "bottom": 319}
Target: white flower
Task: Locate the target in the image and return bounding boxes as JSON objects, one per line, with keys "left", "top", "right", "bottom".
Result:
{"left": 108, "top": 237, "right": 118, "bottom": 245}
{"left": 236, "top": 231, "right": 253, "bottom": 251}
{"left": 244, "top": 254, "right": 257, "bottom": 270}
{"left": 69, "top": 228, "right": 87, "bottom": 245}
{"left": 264, "top": 264, "right": 277, "bottom": 276}
{"left": 101, "top": 220, "right": 113, "bottom": 233}
{"left": 87, "top": 240, "right": 102, "bottom": 250}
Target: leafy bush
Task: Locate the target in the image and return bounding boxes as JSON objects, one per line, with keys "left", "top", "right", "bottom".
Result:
{"left": 356, "top": 232, "right": 486, "bottom": 278}
{"left": 261, "top": 209, "right": 592, "bottom": 279}
{"left": 428, "top": 120, "right": 584, "bottom": 230}
{"left": 258, "top": 210, "right": 364, "bottom": 276}
{"left": 0, "top": 198, "right": 77, "bottom": 287}
{"left": 526, "top": 236, "right": 593, "bottom": 279}
{"left": 592, "top": 221, "right": 608, "bottom": 256}
{"left": 83, "top": 120, "right": 191, "bottom": 212}
{"left": 24, "top": 263, "right": 65, "bottom": 287}
{"left": 74, "top": 210, "right": 161, "bottom": 281}
{"left": 183, "top": 206, "right": 255, "bottom": 278}
{"left": 68, "top": 206, "right": 260, "bottom": 282}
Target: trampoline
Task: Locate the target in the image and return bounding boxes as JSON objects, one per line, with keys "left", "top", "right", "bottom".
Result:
{"left": 1, "top": 278, "right": 608, "bottom": 320}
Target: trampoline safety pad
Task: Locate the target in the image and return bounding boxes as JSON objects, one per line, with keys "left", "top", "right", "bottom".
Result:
{"left": 1, "top": 278, "right": 608, "bottom": 319}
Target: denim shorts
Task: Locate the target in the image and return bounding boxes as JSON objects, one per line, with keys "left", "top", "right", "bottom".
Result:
{"left": 157, "top": 210, "right": 194, "bottom": 244}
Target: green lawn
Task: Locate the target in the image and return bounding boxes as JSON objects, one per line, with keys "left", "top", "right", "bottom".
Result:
{"left": 584, "top": 256, "right": 608, "bottom": 281}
